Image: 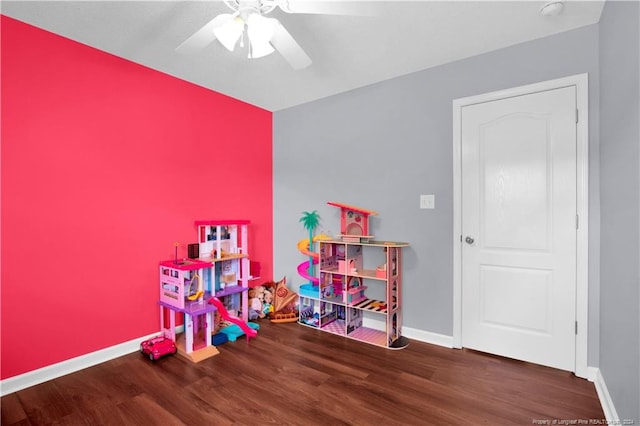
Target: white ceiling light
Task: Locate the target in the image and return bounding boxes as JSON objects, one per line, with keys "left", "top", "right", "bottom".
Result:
{"left": 212, "top": 7, "right": 278, "bottom": 59}
{"left": 212, "top": 14, "right": 244, "bottom": 51}
{"left": 540, "top": 1, "right": 565, "bottom": 16}
{"left": 246, "top": 14, "right": 276, "bottom": 58}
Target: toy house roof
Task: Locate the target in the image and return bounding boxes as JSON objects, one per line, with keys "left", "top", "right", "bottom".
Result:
{"left": 327, "top": 202, "right": 378, "bottom": 217}
{"left": 159, "top": 258, "right": 211, "bottom": 270}
{"left": 194, "top": 220, "right": 250, "bottom": 226}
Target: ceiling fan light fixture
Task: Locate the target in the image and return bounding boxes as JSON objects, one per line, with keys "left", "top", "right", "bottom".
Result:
{"left": 213, "top": 14, "right": 244, "bottom": 51}
{"left": 246, "top": 13, "right": 276, "bottom": 58}
{"left": 178, "top": 0, "right": 313, "bottom": 69}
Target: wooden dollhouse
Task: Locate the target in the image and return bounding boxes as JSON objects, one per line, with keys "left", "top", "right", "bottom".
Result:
{"left": 299, "top": 203, "right": 409, "bottom": 349}
{"left": 327, "top": 201, "right": 378, "bottom": 242}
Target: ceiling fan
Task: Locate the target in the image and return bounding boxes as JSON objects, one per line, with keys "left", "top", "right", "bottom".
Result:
{"left": 176, "top": 0, "right": 366, "bottom": 70}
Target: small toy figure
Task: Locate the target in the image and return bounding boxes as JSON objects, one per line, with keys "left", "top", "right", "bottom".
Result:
{"left": 213, "top": 311, "right": 222, "bottom": 333}
{"left": 262, "top": 276, "right": 300, "bottom": 323}
{"left": 248, "top": 286, "right": 265, "bottom": 319}
{"left": 262, "top": 288, "right": 274, "bottom": 316}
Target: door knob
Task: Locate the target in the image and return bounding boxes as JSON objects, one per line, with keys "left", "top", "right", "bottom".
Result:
{"left": 465, "top": 236, "right": 474, "bottom": 244}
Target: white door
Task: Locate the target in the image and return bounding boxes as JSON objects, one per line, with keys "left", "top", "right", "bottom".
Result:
{"left": 461, "top": 86, "right": 577, "bottom": 371}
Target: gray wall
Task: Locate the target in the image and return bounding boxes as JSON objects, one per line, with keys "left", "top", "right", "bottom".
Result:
{"left": 599, "top": 1, "right": 640, "bottom": 422}
{"left": 274, "top": 22, "right": 601, "bottom": 359}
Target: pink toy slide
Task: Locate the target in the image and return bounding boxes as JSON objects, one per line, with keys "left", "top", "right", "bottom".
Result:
{"left": 208, "top": 297, "right": 257, "bottom": 341}
{"left": 296, "top": 235, "right": 330, "bottom": 284}
{"left": 297, "top": 258, "right": 320, "bottom": 284}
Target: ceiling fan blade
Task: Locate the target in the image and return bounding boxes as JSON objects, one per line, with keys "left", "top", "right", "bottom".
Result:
{"left": 176, "top": 14, "right": 233, "bottom": 54}
{"left": 278, "top": 0, "right": 374, "bottom": 16}
{"left": 270, "top": 20, "right": 312, "bottom": 70}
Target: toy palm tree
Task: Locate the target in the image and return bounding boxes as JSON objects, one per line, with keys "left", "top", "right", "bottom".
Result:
{"left": 299, "top": 210, "right": 320, "bottom": 277}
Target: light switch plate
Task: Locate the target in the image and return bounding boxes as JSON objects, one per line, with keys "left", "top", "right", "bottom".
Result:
{"left": 420, "top": 194, "right": 435, "bottom": 209}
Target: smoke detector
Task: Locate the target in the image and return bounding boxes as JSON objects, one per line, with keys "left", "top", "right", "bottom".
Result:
{"left": 540, "top": 1, "right": 565, "bottom": 16}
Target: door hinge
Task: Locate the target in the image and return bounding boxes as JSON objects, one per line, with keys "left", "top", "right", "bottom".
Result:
{"left": 576, "top": 109, "right": 579, "bottom": 123}
{"left": 576, "top": 214, "right": 579, "bottom": 229}
{"left": 575, "top": 321, "right": 578, "bottom": 335}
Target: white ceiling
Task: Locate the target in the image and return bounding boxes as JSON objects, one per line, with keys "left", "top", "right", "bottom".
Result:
{"left": 1, "top": 1, "right": 605, "bottom": 111}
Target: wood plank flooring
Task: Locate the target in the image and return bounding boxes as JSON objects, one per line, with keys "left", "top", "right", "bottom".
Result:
{"left": 2, "top": 321, "right": 604, "bottom": 425}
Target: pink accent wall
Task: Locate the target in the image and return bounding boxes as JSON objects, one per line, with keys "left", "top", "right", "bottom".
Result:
{"left": 0, "top": 16, "right": 273, "bottom": 379}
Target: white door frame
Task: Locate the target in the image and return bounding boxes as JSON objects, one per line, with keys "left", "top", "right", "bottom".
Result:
{"left": 452, "top": 74, "right": 590, "bottom": 378}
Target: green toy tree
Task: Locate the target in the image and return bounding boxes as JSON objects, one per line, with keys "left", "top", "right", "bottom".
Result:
{"left": 299, "top": 210, "right": 320, "bottom": 278}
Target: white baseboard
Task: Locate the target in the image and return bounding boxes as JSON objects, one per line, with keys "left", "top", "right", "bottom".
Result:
{"left": 361, "top": 317, "right": 455, "bottom": 348}
{"left": 402, "top": 326, "right": 454, "bottom": 348}
{"left": 0, "top": 332, "right": 159, "bottom": 397}
{"left": 587, "top": 366, "right": 599, "bottom": 382}
{"left": 591, "top": 367, "right": 619, "bottom": 424}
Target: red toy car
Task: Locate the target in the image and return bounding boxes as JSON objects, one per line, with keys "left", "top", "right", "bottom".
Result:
{"left": 140, "top": 335, "right": 177, "bottom": 361}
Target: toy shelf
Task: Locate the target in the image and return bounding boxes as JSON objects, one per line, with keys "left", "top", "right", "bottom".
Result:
{"left": 203, "top": 253, "right": 248, "bottom": 261}
{"left": 214, "top": 285, "right": 247, "bottom": 298}
{"left": 321, "top": 267, "right": 387, "bottom": 281}
{"left": 321, "top": 239, "right": 409, "bottom": 248}
{"left": 159, "top": 298, "right": 216, "bottom": 316}
{"left": 298, "top": 239, "right": 409, "bottom": 349}
{"left": 351, "top": 298, "right": 388, "bottom": 313}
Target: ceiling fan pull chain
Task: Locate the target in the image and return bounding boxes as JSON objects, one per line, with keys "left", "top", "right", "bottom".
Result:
{"left": 242, "top": 29, "right": 251, "bottom": 58}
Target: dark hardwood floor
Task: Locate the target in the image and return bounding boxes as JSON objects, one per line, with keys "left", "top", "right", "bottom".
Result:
{"left": 2, "top": 321, "right": 604, "bottom": 425}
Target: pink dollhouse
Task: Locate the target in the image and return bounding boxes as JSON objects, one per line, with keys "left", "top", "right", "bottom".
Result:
{"left": 327, "top": 201, "right": 378, "bottom": 242}
{"left": 156, "top": 220, "right": 256, "bottom": 362}
{"left": 158, "top": 258, "right": 219, "bottom": 362}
